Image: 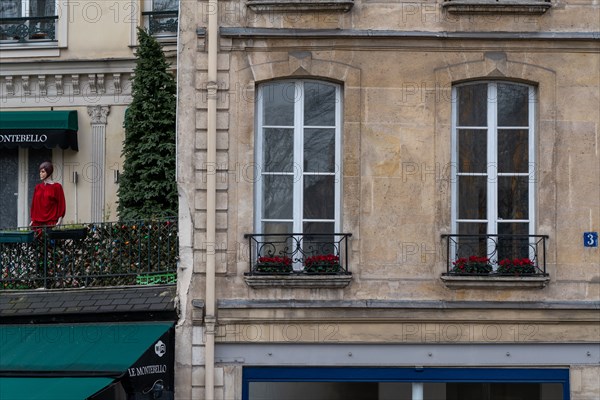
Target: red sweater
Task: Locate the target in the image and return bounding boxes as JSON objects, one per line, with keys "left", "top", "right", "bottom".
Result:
{"left": 30, "top": 181, "right": 66, "bottom": 226}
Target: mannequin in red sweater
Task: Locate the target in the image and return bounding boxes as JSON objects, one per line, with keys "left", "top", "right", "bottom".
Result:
{"left": 30, "top": 161, "right": 66, "bottom": 227}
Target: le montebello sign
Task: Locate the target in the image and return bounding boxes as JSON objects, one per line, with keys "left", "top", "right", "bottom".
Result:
{"left": 0, "top": 133, "right": 48, "bottom": 144}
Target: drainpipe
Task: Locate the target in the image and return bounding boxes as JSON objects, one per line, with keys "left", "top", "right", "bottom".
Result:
{"left": 205, "top": 0, "right": 218, "bottom": 398}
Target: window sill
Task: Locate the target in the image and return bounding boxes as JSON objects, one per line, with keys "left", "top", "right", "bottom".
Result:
{"left": 0, "top": 41, "right": 60, "bottom": 58}
{"left": 246, "top": 0, "right": 354, "bottom": 13}
{"left": 244, "top": 273, "right": 352, "bottom": 289}
{"left": 441, "top": 274, "right": 550, "bottom": 289}
{"left": 442, "top": 1, "right": 551, "bottom": 14}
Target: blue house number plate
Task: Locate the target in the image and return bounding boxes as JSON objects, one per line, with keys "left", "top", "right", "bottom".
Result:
{"left": 584, "top": 232, "right": 598, "bottom": 247}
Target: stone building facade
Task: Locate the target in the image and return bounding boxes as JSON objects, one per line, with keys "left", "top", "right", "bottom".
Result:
{"left": 176, "top": 1, "right": 599, "bottom": 399}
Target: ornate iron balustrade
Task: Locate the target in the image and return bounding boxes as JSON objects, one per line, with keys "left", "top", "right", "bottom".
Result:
{"left": 244, "top": 233, "right": 352, "bottom": 275}
{"left": 442, "top": 234, "right": 548, "bottom": 276}
{"left": 0, "top": 16, "right": 57, "bottom": 42}
{"left": 142, "top": 11, "right": 178, "bottom": 36}
{"left": 0, "top": 219, "right": 178, "bottom": 289}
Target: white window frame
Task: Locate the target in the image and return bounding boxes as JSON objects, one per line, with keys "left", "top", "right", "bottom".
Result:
{"left": 254, "top": 80, "right": 342, "bottom": 236}
{"left": 0, "top": 0, "right": 66, "bottom": 58}
{"left": 450, "top": 81, "right": 536, "bottom": 260}
{"left": 141, "top": 0, "right": 178, "bottom": 40}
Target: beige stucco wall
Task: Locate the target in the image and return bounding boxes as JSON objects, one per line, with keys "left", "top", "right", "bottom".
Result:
{"left": 61, "top": 0, "right": 136, "bottom": 60}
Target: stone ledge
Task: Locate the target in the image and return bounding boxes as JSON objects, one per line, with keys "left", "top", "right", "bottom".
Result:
{"left": 244, "top": 274, "right": 352, "bottom": 288}
{"left": 442, "top": 1, "right": 551, "bottom": 14}
{"left": 441, "top": 275, "right": 550, "bottom": 289}
{"left": 246, "top": 0, "right": 354, "bottom": 13}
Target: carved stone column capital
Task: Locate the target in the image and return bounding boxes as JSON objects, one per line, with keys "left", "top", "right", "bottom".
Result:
{"left": 87, "top": 105, "right": 110, "bottom": 125}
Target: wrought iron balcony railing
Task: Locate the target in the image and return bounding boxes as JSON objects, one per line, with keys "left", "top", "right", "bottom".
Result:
{"left": 142, "top": 11, "right": 178, "bottom": 36}
{"left": 0, "top": 16, "right": 58, "bottom": 42}
{"left": 442, "top": 234, "right": 549, "bottom": 276}
{"left": 244, "top": 233, "right": 352, "bottom": 275}
{"left": 0, "top": 219, "right": 178, "bottom": 289}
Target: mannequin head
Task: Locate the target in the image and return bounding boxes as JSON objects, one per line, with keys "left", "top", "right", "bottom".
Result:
{"left": 39, "top": 161, "right": 54, "bottom": 181}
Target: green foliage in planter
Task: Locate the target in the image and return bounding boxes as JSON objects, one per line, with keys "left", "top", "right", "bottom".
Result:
{"left": 451, "top": 256, "right": 493, "bottom": 274}
{"left": 254, "top": 256, "right": 293, "bottom": 274}
{"left": 496, "top": 258, "right": 537, "bottom": 275}
{"left": 117, "top": 27, "right": 177, "bottom": 220}
{"left": 304, "top": 254, "right": 341, "bottom": 274}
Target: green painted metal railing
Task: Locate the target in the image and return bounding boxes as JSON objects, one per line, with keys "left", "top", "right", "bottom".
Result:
{"left": 0, "top": 16, "right": 58, "bottom": 42}
{"left": 0, "top": 219, "right": 178, "bottom": 289}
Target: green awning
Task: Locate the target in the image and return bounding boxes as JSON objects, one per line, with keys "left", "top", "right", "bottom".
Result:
{"left": 0, "top": 322, "right": 174, "bottom": 399}
{"left": 0, "top": 322, "right": 172, "bottom": 373}
{"left": 0, "top": 110, "right": 78, "bottom": 150}
{"left": 0, "top": 377, "right": 114, "bottom": 400}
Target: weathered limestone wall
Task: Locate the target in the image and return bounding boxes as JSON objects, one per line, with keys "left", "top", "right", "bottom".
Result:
{"left": 192, "top": 41, "right": 599, "bottom": 302}
{"left": 177, "top": 1, "right": 600, "bottom": 399}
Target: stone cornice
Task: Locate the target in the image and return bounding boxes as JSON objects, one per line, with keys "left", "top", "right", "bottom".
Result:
{"left": 0, "top": 58, "right": 136, "bottom": 76}
{"left": 219, "top": 27, "right": 600, "bottom": 41}
{"left": 246, "top": 0, "right": 354, "bottom": 13}
{"left": 0, "top": 60, "right": 135, "bottom": 107}
{"left": 442, "top": 0, "right": 552, "bottom": 14}
{"left": 216, "top": 299, "right": 600, "bottom": 310}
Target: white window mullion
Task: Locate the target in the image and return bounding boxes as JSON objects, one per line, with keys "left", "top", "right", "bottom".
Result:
{"left": 487, "top": 83, "right": 498, "bottom": 236}
{"left": 293, "top": 81, "right": 303, "bottom": 234}
{"left": 450, "top": 86, "right": 458, "bottom": 236}
{"left": 334, "top": 85, "right": 342, "bottom": 234}
{"left": 528, "top": 85, "right": 536, "bottom": 236}
{"left": 255, "top": 85, "right": 264, "bottom": 232}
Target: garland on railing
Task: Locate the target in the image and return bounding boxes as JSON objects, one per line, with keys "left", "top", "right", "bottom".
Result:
{"left": 0, "top": 220, "right": 178, "bottom": 289}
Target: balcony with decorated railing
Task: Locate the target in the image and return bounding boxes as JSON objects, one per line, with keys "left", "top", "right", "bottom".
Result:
{"left": 0, "top": 15, "right": 57, "bottom": 42}
{"left": 441, "top": 234, "right": 550, "bottom": 289}
{"left": 0, "top": 219, "right": 178, "bottom": 290}
{"left": 243, "top": 233, "right": 353, "bottom": 288}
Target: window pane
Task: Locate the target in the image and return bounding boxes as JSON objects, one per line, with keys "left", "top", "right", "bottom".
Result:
{"left": 498, "top": 83, "right": 529, "bottom": 127}
{"left": 458, "top": 176, "right": 487, "bottom": 219}
{"left": 303, "top": 222, "right": 335, "bottom": 256}
{"left": 458, "top": 129, "right": 487, "bottom": 173}
{"left": 0, "top": 1, "right": 21, "bottom": 17}
{"left": 498, "top": 176, "right": 528, "bottom": 219}
{"left": 498, "top": 129, "right": 528, "bottom": 173}
{"left": 304, "top": 175, "right": 334, "bottom": 220}
{"left": 304, "top": 82, "right": 336, "bottom": 126}
{"left": 262, "top": 82, "right": 296, "bottom": 126}
{"left": 260, "top": 222, "right": 293, "bottom": 259}
{"left": 263, "top": 128, "right": 294, "bottom": 172}
{"left": 262, "top": 222, "right": 293, "bottom": 235}
{"left": 304, "top": 128, "right": 335, "bottom": 173}
{"left": 498, "top": 223, "right": 530, "bottom": 260}
{"left": 457, "top": 223, "right": 488, "bottom": 258}
{"left": 262, "top": 175, "right": 293, "bottom": 219}
{"left": 153, "top": 0, "right": 178, "bottom": 10}
{"left": 31, "top": 0, "right": 55, "bottom": 16}
{"left": 457, "top": 83, "right": 487, "bottom": 127}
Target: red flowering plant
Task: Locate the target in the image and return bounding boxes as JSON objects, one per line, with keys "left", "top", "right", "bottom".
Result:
{"left": 496, "top": 258, "right": 537, "bottom": 275}
{"left": 254, "top": 255, "right": 293, "bottom": 274}
{"left": 451, "top": 256, "right": 493, "bottom": 274}
{"left": 304, "top": 254, "right": 341, "bottom": 274}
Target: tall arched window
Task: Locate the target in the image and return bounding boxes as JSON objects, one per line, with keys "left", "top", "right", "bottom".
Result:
{"left": 451, "top": 81, "right": 536, "bottom": 260}
{"left": 255, "top": 80, "right": 342, "bottom": 240}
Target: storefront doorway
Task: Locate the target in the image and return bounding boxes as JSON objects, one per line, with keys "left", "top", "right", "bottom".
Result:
{"left": 243, "top": 367, "right": 569, "bottom": 400}
{"left": 0, "top": 148, "right": 52, "bottom": 228}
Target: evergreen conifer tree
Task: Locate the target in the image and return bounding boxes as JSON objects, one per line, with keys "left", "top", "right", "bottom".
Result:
{"left": 117, "top": 28, "right": 177, "bottom": 220}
